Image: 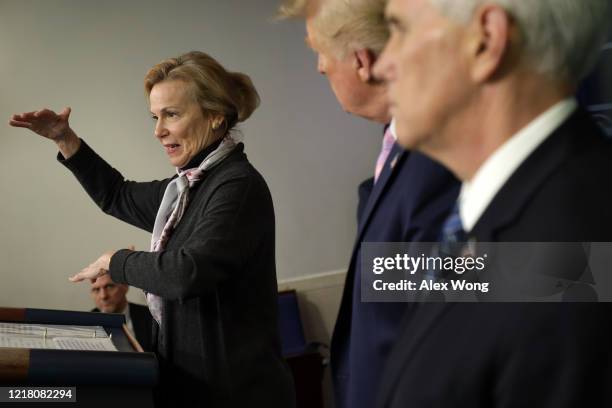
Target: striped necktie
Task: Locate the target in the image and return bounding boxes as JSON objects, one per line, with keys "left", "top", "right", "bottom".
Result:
{"left": 374, "top": 127, "right": 396, "bottom": 183}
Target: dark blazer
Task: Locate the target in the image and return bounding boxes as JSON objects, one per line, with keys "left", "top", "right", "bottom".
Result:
{"left": 62, "top": 141, "right": 295, "bottom": 408}
{"left": 377, "top": 109, "right": 612, "bottom": 408}
{"left": 331, "top": 141, "right": 459, "bottom": 408}
{"left": 91, "top": 302, "right": 153, "bottom": 352}
{"left": 129, "top": 302, "right": 153, "bottom": 352}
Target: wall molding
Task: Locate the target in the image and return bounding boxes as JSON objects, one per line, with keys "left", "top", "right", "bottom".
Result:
{"left": 278, "top": 269, "right": 347, "bottom": 293}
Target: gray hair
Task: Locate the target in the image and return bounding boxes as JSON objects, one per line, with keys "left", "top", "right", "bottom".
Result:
{"left": 277, "top": 0, "right": 389, "bottom": 58}
{"left": 430, "top": 0, "right": 611, "bottom": 82}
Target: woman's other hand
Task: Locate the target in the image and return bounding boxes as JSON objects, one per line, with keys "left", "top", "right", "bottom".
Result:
{"left": 9, "top": 107, "right": 81, "bottom": 159}
{"left": 69, "top": 245, "right": 135, "bottom": 283}
{"left": 69, "top": 249, "right": 116, "bottom": 283}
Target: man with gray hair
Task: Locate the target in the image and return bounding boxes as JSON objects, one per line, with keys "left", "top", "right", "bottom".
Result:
{"left": 374, "top": 0, "right": 612, "bottom": 406}
{"left": 277, "top": 1, "right": 458, "bottom": 407}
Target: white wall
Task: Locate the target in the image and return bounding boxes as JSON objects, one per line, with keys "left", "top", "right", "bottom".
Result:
{"left": 0, "top": 0, "right": 380, "bottom": 311}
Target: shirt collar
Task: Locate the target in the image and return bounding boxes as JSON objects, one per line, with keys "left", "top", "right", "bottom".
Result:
{"left": 121, "top": 303, "right": 130, "bottom": 318}
{"left": 389, "top": 118, "right": 398, "bottom": 141}
{"left": 459, "top": 98, "right": 578, "bottom": 232}
{"left": 120, "top": 303, "right": 134, "bottom": 333}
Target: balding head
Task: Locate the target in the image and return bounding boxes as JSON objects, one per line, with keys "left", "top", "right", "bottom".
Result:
{"left": 90, "top": 273, "right": 129, "bottom": 313}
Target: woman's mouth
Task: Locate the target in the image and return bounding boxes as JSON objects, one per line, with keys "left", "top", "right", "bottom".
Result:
{"left": 164, "top": 144, "right": 180, "bottom": 155}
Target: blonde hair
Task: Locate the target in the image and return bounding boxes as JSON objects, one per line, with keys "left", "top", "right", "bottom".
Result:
{"left": 144, "top": 51, "right": 260, "bottom": 133}
{"left": 278, "top": 0, "right": 389, "bottom": 58}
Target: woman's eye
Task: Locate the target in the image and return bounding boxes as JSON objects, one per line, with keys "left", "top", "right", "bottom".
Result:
{"left": 167, "top": 112, "right": 178, "bottom": 118}
{"left": 151, "top": 116, "right": 158, "bottom": 121}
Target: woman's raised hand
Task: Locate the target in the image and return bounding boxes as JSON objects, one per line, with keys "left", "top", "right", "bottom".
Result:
{"left": 9, "top": 107, "right": 81, "bottom": 158}
{"left": 10, "top": 107, "right": 72, "bottom": 140}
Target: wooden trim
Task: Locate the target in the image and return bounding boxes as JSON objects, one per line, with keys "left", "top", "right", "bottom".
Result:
{"left": 0, "top": 307, "right": 26, "bottom": 322}
{"left": 0, "top": 348, "right": 30, "bottom": 381}
{"left": 123, "top": 324, "right": 144, "bottom": 352}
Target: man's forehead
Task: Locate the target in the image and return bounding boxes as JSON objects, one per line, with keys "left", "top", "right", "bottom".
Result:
{"left": 91, "top": 275, "right": 113, "bottom": 288}
{"left": 387, "top": 0, "right": 429, "bottom": 22}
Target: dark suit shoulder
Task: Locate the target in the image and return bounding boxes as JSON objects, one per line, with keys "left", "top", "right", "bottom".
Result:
{"left": 129, "top": 302, "right": 152, "bottom": 318}
{"left": 475, "top": 111, "right": 612, "bottom": 241}
{"left": 505, "top": 135, "right": 612, "bottom": 240}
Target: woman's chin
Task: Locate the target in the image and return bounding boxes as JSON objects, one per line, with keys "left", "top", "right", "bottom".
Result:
{"left": 169, "top": 157, "right": 187, "bottom": 168}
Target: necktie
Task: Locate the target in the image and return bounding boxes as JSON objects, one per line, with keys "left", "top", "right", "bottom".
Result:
{"left": 146, "top": 135, "right": 239, "bottom": 326}
{"left": 440, "top": 203, "right": 467, "bottom": 245}
{"left": 420, "top": 203, "right": 467, "bottom": 299}
{"left": 438, "top": 202, "right": 467, "bottom": 260}
{"left": 374, "top": 127, "right": 395, "bottom": 183}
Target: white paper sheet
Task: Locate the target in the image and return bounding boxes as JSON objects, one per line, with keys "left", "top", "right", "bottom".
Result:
{"left": 53, "top": 337, "right": 117, "bottom": 351}
{"left": 0, "top": 322, "right": 117, "bottom": 351}
{"left": 0, "top": 335, "right": 50, "bottom": 349}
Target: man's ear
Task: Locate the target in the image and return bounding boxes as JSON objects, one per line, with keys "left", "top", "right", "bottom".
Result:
{"left": 467, "top": 4, "right": 511, "bottom": 82}
{"left": 354, "top": 48, "right": 377, "bottom": 83}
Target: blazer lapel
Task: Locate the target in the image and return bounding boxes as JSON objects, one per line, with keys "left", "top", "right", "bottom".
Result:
{"left": 471, "top": 109, "right": 586, "bottom": 240}
{"left": 357, "top": 143, "right": 407, "bottom": 240}
{"left": 331, "top": 144, "right": 406, "bottom": 355}
{"left": 376, "top": 303, "right": 453, "bottom": 407}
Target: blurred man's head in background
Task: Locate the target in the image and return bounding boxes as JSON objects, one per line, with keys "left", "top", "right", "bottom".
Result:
{"left": 90, "top": 274, "right": 128, "bottom": 313}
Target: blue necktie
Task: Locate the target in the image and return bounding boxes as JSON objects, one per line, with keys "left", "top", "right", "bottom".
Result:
{"left": 418, "top": 203, "right": 468, "bottom": 300}
{"left": 438, "top": 202, "right": 467, "bottom": 260}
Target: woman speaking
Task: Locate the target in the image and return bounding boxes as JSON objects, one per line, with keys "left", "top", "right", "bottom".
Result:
{"left": 9, "top": 51, "right": 295, "bottom": 408}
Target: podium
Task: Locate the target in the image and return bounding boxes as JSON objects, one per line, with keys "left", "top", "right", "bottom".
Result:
{"left": 0, "top": 307, "right": 158, "bottom": 407}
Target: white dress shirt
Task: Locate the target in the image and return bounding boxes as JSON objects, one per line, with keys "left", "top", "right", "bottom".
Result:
{"left": 459, "top": 98, "right": 578, "bottom": 232}
{"left": 120, "top": 303, "right": 135, "bottom": 335}
{"left": 389, "top": 118, "right": 398, "bottom": 141}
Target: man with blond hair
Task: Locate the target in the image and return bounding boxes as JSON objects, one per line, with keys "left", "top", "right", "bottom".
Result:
{"left": 277, "top": 1, "right": 458, "bottom": 407}
{"left": 373, "top": 0, "right": 612, "bottom": 406}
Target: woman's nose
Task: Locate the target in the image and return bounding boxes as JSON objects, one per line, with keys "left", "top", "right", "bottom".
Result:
{"left": 154, "top": 119, "right": 168, "bottom": 138}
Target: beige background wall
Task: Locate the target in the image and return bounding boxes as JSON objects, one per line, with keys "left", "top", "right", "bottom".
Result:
{"left": 0, "top": 0, "right": 377, "bottom": 313}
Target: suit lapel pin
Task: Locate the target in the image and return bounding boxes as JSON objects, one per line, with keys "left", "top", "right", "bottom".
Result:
{"left": 390, "top": 154, "right": 399, "bottom": 171}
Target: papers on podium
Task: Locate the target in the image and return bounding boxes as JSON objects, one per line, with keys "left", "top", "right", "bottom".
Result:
{"left": 0, "top": 322, "right": 117, "bottom": 351}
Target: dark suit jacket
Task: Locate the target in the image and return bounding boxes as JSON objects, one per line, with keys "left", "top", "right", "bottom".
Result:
{"left": 129, "top": 302, "right": 153, "bottom": 352}
{"left": 332, "top": 140, "right": 459, "bottom": 408}
{"left": 92, "top": 302, "right": 153, "bottom": 352}
{"left": 63, "top": 141, "right": 295, "bottom": 408}
{"left": 377, "top": 109, "right": 612, "bottom": 408}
